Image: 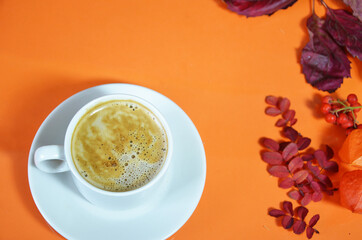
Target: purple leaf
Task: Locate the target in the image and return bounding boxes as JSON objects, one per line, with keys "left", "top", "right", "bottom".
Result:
{"left": 342, "top": 0, "right": 362, "bottom": 22}
{"left": 282, "top": 215, "right": 294, "bottom": 229}
{"left": 325, "top": 145, "right": 334, "bottom": 160}
{"left": 301, "top": 13, "right": 351, "bottom": 93}
{"left": 292, "top": 170, "right": 309, "bottom": 184}
{"left": 306, "top": 226, "right": 315, "bottom": 239}
{"left": 265, "top": 107, "right": 282, "bottom": 116}
{"left": 314, "top": 150, "right": 328, "bottom": 168}
{"left": 262, "top": 138, "right": 280, "bottom": 151}
{"left": 309, "top": 214, "right": 320, "bottom": 227}
{"left": 317, "top": 174, "right": 333, "bottom": 188}
{"left": 288, "top": 190, "right": 302, "bottom": 201}
{"left": 283, "top": 201, "right": 294, "bottom": 215}
{"left": 324, "top": 8, "right": 362, "bottom": 60}
{"left": 265, "top": 95, "right": 278, "bottom": 106}
{"left": 307, "top": 161, "right": 320, "bottom": 177}
{"left": 301, "top": 193, "right": 312, "bottom": 206}
{"left": 310, "top": 181, "right": 321, "bottom": 192}
{"left": 268, "top": 165, "right": 290, "bottom": 178}
{"left": 311, "top": 191, "right": 323, "bottom": 202}
{"left": 276, "top": 118, "right": 288, "bottom": 127}
{"left": 296, "top": 206, "right": 309, "bottom": 220}
{"left": 282, "top": 109, "right": 296, "bottom": 121}
{"left": 262, "top": 151, "right": 283, "bottom": 165}
{"left": 224, "top": 0, "right": 297, "bottom": 17}
{"left": 297, "top": 137, "right": 311, "bottom": 150}
{"left": 282, "top": 143, "right": 299, "bottom": 161}
{"left": 300, "top": 184, "right": 312, "bottom": 193}
{"left": 279, "top": 141, "right": 291, "bottom": 151}
{"left": 288, "top": 157, "right": 304, "bottom": 173}
{"left": 293, "top": 220, "right": 307, "bottom": 234}
{"left": 302, "top": 154, "right": 314, "bottom": 161}
{"left": 279, "top": 177, "right": 295, "bottom": 189}
{"left": 283, "top": 127, "right": 299, "bottom": 142}
{"left": 268, "top": 209, "right": 286, "bottom": 217}
{"left": 324, "top": 160, "right": 339, "bottom": 172}
{"left": 278, "top": 98, "right": 291, "bottom": 112}
{"left": 290, "top": 118, "right": 297, "bottom": 126}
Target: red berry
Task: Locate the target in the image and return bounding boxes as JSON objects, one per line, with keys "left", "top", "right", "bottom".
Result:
{"left": 337, "top": 113, "right": 349, "bottom": 124}
{"left": 325, "top": 113, "right": 336, "bottom": 123}
{"left": 321, "top": 103, "right": 332, "bottom": 114}
{"left": 351, "top": 102, "right": 361, "bottom": 113}
{"left": 347, "top": 94, "right": 358, "bottom": 104}
{"left": 322, "top": 96, "right": 333, "bottom": 104}
{"left": 341, "top": 120, "right": 354, "bottom": 129}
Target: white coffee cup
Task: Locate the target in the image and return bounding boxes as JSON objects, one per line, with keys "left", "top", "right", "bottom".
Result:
{"left": 34, "top": 94, "right": 173, "bottom": 210}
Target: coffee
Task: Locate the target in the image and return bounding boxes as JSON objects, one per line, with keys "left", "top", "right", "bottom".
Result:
{"left": 71, "top": 99, "right": 168, "bottom": 192}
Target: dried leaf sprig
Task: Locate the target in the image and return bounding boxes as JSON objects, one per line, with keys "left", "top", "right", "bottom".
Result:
{"left": 269, "top": 201, "right": 320, "bottom": 239}
{"left": 262, "top": 96, "right": 339, "bottom": 206}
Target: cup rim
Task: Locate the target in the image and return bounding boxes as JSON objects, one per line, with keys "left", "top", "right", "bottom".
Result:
{"left": 64, "top": 93, "right": 173, "bottom": 196}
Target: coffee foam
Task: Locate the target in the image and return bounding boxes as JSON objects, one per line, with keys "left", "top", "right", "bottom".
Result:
{"left": 71, "top": 100, "right": 168, "bottom": 192}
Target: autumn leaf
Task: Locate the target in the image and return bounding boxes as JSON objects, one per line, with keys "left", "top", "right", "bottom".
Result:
{"left": 300, "top": 13, "right": 351, "bottom": 93}
{"left": 342, "top": 0, "right": 362, "bottom": 21}
{"left": 324, "top": 7, "right": 362, "bottom": 60}
{"left": 223, "top": 0, "right": 297, "bottom": 17}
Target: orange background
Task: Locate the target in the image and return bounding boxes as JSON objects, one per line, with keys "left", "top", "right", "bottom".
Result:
{"left": 0, "top": 0, "right": 361, "bottom": 239}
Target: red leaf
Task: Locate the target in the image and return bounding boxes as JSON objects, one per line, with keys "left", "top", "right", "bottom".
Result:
{"left": 262, "top": 138, "right": 280, "bottom": 151}
{"left": 268, "top": 209, "right": 285, "bottom": 217}
{"left": 279, "top": 177, "right": 295, "bottom": 189}
{"left": 268, "top": 165, "right": 290, "bottom": 178}
{"left": 278, "top": 98, "right": 291, "bottom": 112}
{"left": 301, "top": 193, "right": 312, "bottom": 206}
{"left": 317, "top": 174, "right": 333, "bottom": 188}
{"left": 309, "top": 214, "right": 320, "bottom": 227}
{"left": 301, "top": 13, "right": 351, "bottom": 93}
{"left": 288, "top": 157, "right": 304, "bottom": 173}
{"left": 302, "top": 154, "right": 314, "bottom": 161}
{"left": 306, "top": 226, "right": 315, "bottom": 239}
{"left": 307, "top": 161, "right": 320, "bottom": 177}
{"left": 265, "top": 95, "right": 278, "bottom": 106}
{"left": 325, "top": 145, "right": 334, "bottom": 160}
{"left": 292, "top": 170, "right": 309, "bottom": 184}
{"left": 282, "top": 215, "right": 294, "bottom": 229}
{"left": 314, "top": 150, "right": 328, "bottom": 168}
{"left": 324, "top": 8, "right": 362, "bottom": 60}
{"left": 282, "top": 109, "right": 296, "bottom": 121}
{"left": 283, "top": 127, "right": 299, "bottom": 142}
{"left": 293, "top": 220, "right": 307, "bottom": 234}
{"left": 342, "top": 0, "right": 362, "bottom": 21}
{"left": 275, "top": 118, "right": 288, "bottom": 127}
{"left": 283, "top": 201, "right": 294, "bottom": 215}
{"left": 290, "top": 118, "right": 297, "bottom": 126}
{"left": 310, "top": 181, "right": 321, "bottom": 192}
{"left": 224, "top": 0, "right": 297, "bottom": 17}
{"left": 262, "top": 152, "right": 283, "bottom": 165}
{"left": 311, "top": 191, "right": 323, "bottom": 202}
{"left": 323, "top": 160, "right": 339, "bottom": 173}
{"left": 297, "top": 137, "right": 311, "bottom": 150}
{"left": 282, "top": 143, "right": 298, "bottom": 161}
{"left": 296, "top": 206, "right": 309, "bottom": 220}
{"left": 265, "top": 107, "right": 282, "bottom": 116}
{"left": 288, "top": 190, "right": 302, "bottom": 201}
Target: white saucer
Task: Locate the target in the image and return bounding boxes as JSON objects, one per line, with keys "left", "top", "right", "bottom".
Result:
{"left": 28, "top": 84, "right": 206, "bottom": 240}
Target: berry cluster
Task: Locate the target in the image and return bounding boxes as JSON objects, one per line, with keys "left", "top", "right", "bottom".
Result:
{"left": 321, "top": 94, "right": 362, "bottom": 134}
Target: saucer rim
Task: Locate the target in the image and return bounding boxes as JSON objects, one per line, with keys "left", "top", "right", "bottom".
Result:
{"left": 28, "top": 83, "right": 207, "bottom": 240}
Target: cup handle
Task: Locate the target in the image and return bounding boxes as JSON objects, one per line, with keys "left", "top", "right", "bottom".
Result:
{"left": 34, "top": 145, "right": 70, "bottom": 173}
